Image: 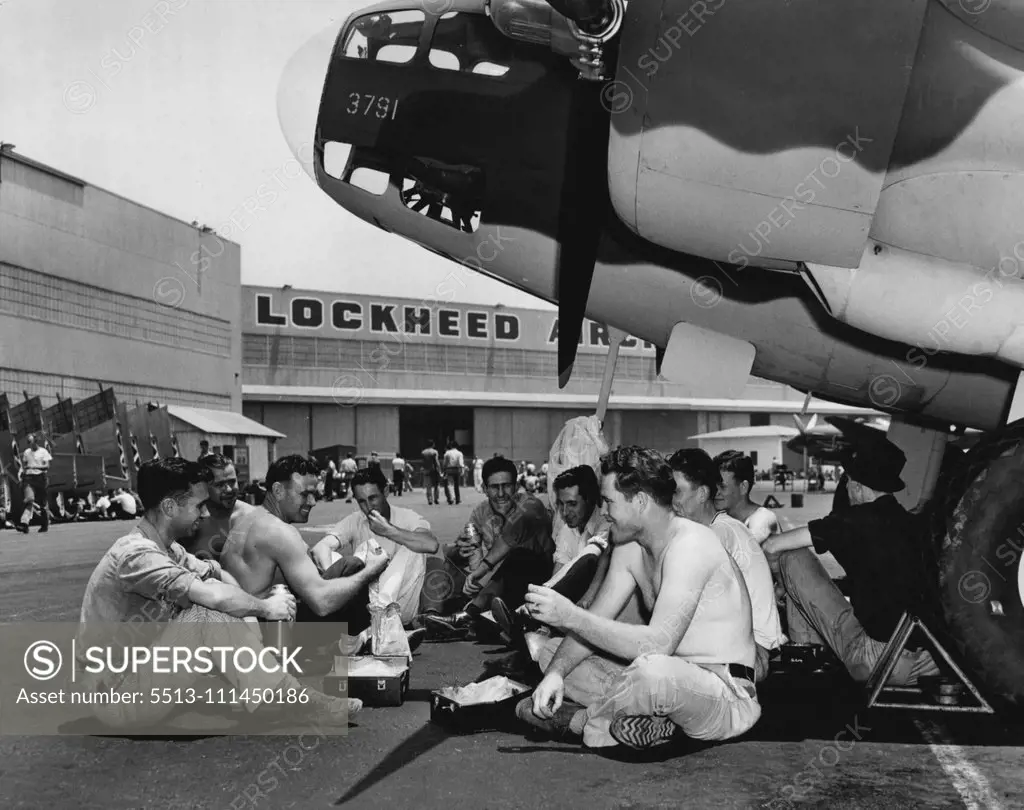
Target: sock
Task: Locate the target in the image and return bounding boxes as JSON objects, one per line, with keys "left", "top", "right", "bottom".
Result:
{"left": 569, "top": 708, "right": 588, "bottom": 736}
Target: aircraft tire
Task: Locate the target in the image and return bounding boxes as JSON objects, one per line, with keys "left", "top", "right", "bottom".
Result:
{"left": 938, "top": 419, "right": 1024, "bottom": 711}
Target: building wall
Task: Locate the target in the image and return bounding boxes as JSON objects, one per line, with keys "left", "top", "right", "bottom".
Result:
{"left": 240, "top": 286, "right": 817, "bottom": 403}
{"left": 0, "top": 152, "right": 242, "bottom": 412}
{"left": 620, "top": 411, "right": 702, "bottom": 454}
{"left": 696, "top": 437, "right": 786, "bottom": 473}
{"left": 257, "top": 403, "right": 312, "bottom": 459}
{"left": 474, "top": 407, "right": 594, "bottom": 463}
{"left": 356, "top": 406, "right": 400, "bottom": 456}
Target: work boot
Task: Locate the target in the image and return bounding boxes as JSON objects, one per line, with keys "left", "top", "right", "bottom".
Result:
{"left": 491, "top": 598, "right": 542, "bottom": 647}
{"left": 515, "top": 696, "right": 585, "bottom": 741}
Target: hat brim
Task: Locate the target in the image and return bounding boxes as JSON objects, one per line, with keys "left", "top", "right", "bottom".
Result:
{"left": 843, "top": 461, "right": 905, "bottom": 493}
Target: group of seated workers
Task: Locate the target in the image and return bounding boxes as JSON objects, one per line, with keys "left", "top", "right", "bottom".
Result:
{"left": 192, "top": 453, "right": 436, "bottom": 654}
{"left": 77, "top": 429, "right": 937, "bottom": 748}
{"left": 438, "top": 433, "right": 939, "bottom": 751}
{"left": 76, "top": 456, "right": 362, "bottom": 731}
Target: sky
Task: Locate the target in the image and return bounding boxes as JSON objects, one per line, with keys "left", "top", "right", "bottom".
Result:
{"left": 0, "top": 0, "right": 552, "bottom": 309}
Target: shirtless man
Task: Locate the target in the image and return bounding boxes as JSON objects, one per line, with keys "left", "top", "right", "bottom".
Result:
{"left": 714, "top": 451, "right": 781, "bottom": 544}
{"left": 668, "top": 448, "right": 785, "bottom": 682}
{"left": 219, "top": 454, "right": 389, "bottom": 635}
{"left": 518, "top": 446, "right": 760, "bottom": 750}
{"left": 189, "top": 454, "right": 254, "bottom": 561}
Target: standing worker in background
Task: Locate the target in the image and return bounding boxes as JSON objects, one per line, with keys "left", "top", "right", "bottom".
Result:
{"left": 339, "top": 452, "right": 358, "bottom": 503}
{"left": 325, "top": 458, "right": 337, "bottom": 502}
{"left": 421, "top": 440, "right": 441, "bottom": 506}
{"left": 473, "top": 456, "right": 484, "bottom": 492}
{"left": 392, "top": 450, "right": 406, "bottom": 497}
{"left": 20, "top": 433, "right": 52, "bottom": 534}
{"left": 443, "top": 440, "right": 465, "bottom": 506}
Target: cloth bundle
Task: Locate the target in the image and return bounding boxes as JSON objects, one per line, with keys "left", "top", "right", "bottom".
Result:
{"left": 438, "top": 676, "right": 527, "bottom": 705}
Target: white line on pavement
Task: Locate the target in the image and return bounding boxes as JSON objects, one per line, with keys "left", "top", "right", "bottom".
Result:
{"left": 915, "top": 719, "right": 1004, "bottom": 810}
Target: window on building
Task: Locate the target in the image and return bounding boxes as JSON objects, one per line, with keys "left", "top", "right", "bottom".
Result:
{"left": 750, "top": 413, "right": 770, "bottom": 427}
{"left": 749, "top": 451, "right": 758, "bottom": 467}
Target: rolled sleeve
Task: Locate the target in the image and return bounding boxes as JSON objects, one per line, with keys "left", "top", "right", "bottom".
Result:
{"left": 808, "top": 513, "right": 854, "bottom": 557}
{"left": 116, "top": 546, "right": 199, "bottom": 608}
{"left": 185, "top": 555, "right": 222, "bottom": 581}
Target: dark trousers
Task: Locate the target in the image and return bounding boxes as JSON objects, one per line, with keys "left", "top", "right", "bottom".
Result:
{"left": 546, "top": 553, "right": 601, "bottom": 605}
{"left": 22, "top": 473, "right": 48, "bottom": 530}
{"left": 425, "top": 472, "right": 440, "bottom": 505}
{"left": 295, "top": 555, "right": 373, "bottom": 641}
{"left": 393, "top": 470, "right": 405, "bottom": 496}
{"left": 324, "top": 473, "right": 334, "bottom": 500}
{"left": 444, "top": 470, "right": 461, "bottom": 505}
{"left": 444, "top": 544, "right": 553, "bottom": 612}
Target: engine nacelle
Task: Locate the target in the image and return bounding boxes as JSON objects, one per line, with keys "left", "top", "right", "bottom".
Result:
{"left": 607, "top": 0, "right": 1024, "bottom": 276}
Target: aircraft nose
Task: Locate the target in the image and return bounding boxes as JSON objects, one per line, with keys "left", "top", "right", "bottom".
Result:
{"left": 277, "top": 18, "right": 345, "bottom": 182}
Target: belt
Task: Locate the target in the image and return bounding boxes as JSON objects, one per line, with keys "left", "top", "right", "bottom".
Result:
{"left": 728, "top": 663, "right": 756, "bottom": 682}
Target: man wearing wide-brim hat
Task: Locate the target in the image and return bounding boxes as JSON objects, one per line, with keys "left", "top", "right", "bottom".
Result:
{"left": 763, "top": 429, "right": 940, "bottom": 686}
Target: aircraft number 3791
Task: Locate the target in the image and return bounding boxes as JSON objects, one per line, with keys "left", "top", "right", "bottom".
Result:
{"left": 346, "top": 92, "right": 399, "bottom": 120}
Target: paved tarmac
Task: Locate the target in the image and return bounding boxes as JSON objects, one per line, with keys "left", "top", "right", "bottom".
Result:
{"left": 1, "top": 485, "right": 1022, "bottom": 809}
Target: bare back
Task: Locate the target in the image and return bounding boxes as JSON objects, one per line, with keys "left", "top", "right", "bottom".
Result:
{"left": 630, "top": 517, "right": 755, "bottom": 667}
{"left": 220, "top": 506, "right": 293, "bottom": 595}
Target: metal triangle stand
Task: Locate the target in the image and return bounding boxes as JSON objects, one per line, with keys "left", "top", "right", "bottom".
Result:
{"left": 865, "top": 611, "right": 994, "bottom": 713}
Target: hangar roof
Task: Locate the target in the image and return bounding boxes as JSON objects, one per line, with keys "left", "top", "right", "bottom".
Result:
{"left": 167, "top": 405, "right": 285, "bottom": 439}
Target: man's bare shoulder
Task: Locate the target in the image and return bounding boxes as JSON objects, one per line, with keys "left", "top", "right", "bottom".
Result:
{"left": 245, "top": 510, "right": 302, "bottom": 547}
{"left": 665, "top": 519, "right": 731, "bottom": 567}
{"left": 669, "top": 517, "right": 723, "bottom": 548}
{"left": 230, "top": 500, "right": 255, "bottom": 522}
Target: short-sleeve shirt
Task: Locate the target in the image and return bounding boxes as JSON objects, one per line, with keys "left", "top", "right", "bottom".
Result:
{"left": 711, "top": 512, "right": 785, "bottom": 650}
{"left": 340, "top": 458, "right": 357, "bottom": 475}
{"left": 553, "top": 509, "right": 609, "bottom": 568}
{"left": 422, "top": 447, "right": 440, "bottom": 473}
{"left": 22, "top": 447, "right": 51, "bottom": 473}
{"left": 393, "top": 456, "right": 406, "bottom": 470}
{"left": 469, "top": 492, "right": 554, "bottom": 560}
{"left": 79, "top": 530, "right": 222, "bottom": 625}
{"left": 808, "top": 495, "right": 926, "bottom": 643}
{"left": 745, "top": 506, "right": 780, "bottom": 545}
{"left": 330, "top": 506, "right": 432, "bottom": 622}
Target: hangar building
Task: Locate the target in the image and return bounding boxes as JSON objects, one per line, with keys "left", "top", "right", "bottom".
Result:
{"left": 241, "top": 286, "right": 879, "bottom": 471}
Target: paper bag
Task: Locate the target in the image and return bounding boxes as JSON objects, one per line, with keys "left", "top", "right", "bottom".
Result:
{"left": 370, "top": 602, "right": 411, "bottom": 660}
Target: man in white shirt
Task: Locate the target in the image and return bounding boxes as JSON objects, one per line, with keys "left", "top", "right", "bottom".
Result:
{"left": 325, "top": 458, "right": 338, "bottom": 501}
{"left": 339, "top": 452, "right": 358, "bottom": 502}
{"left": 111, "top": 488, "right": 139, "bottom": 519}
{"left": 391, "top": 451, "right": 406, "bottom": 497}
{"left": 442, "top": 441, "right": 465, "bottom": 506}
{"left": 714, "top": 450, "right": 781, "bottom": 545}
{"left": 311, "top": 467, "right": 439, "bottom": 626}
{"left": 20, "top": 433, "right": 52, "bottom": 533}
{"left": 670, "top": 449, "right": 785, "bottom": 682}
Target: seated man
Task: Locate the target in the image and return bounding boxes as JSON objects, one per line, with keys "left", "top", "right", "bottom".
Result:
{"left": 713, "top": 451, "right": 781, "bottom": 545}
{"left": 668, "top": 448, "right": 785, "bottom": 682}
{"left": 311, "top": 467, "right": 439, "bottom": 628}
{"left": 219, "top": 455, "right": 391, "bottom": 645}
{"left": 763, "top": 434, "right": 939, "bottom": 685}
{"left": 491, "top": 465, "right": 612, "bottom": 644}
{"left": 190, "top": 453, "right": 254, "bottom": 562}
{"left": 518, "top": 447, "right": 760, "bottom": 750}
{"left": 424, "top": 456, "right": 554, "bottom": 635}
{"left": 110, "top": 488, "right": 139, "bottom": 520}
{"left": 77, "top": 458, "right": 359, "bottom": 730}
